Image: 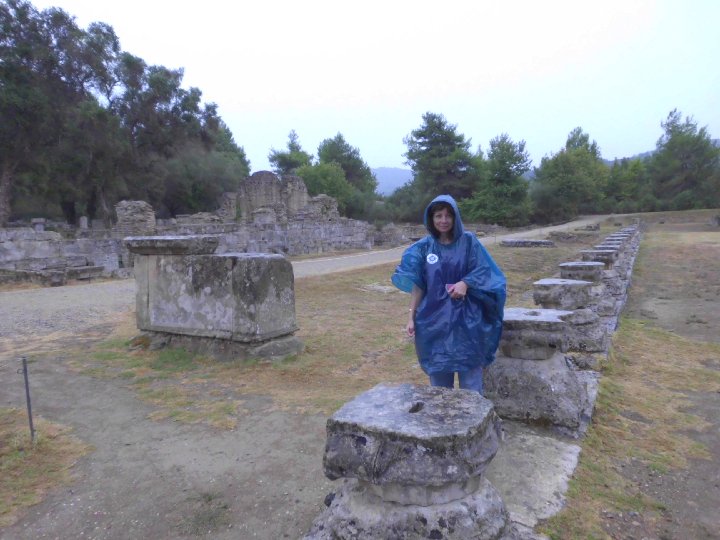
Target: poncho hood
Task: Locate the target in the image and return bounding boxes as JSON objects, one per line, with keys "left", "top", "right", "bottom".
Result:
{"left": 423, "top": 194, "right": 465, "bottom": 242}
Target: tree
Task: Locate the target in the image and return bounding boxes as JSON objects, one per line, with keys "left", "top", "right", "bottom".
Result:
{"left": 268, "top": 130, "right": 312, "bottom": 175}
{"left": 317, "top": 133, "right": 377, "bottom": 194}
{"left": 404, "top": 112, "right": 478, "bottom": 199}
{"left": 531, "top": 127, "right": 608, "bottom": 222}
{"left": 460, "top": 134, "right": 532, "bottom": 226}
{"left": 0, "top": 0, "right": 128, "bottom": 224}
{"left": 604, "top": 158, "right": 649, "bottom": 213}
{"left": 163, "top": 142, "right": 249, "bottom": 215}
{"left": 647, "top": 109, "right": 720, "bottom": 209}
{"left": 296, "top": 162, "right": 353, "bottom": 212}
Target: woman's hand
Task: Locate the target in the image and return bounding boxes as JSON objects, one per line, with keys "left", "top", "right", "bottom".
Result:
{"left": 448, "top": 280, "right": 468, "bottom": 300}
{"left": 406, "top": 315, "right": 415, "bottom": 337}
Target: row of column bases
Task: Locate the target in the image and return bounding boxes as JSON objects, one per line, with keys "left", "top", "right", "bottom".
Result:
{"left": 305, "top": 226, "right": 642, "bottom": 539}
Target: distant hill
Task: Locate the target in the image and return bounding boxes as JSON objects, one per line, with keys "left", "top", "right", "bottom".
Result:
{"left": 373, "top": 167, "right": 413, "bottom": 196}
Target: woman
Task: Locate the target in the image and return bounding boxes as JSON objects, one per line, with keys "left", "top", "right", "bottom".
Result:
{"left": 391, "top": 194, "right": 506, "bottom": 394}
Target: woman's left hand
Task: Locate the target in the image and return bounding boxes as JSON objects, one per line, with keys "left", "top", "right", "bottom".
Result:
{"left": 449, "top": 280, "right": 467, "bottom": 300}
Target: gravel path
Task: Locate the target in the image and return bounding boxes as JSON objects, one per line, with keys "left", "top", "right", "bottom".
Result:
{"left": 0, "top": 280, "right": 136, "bottom": 357}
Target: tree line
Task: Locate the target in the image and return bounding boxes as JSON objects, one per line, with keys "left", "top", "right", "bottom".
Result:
{"left": 2, "top": 0, "right": 718, "bottom": 228}
{"left": 385, "top": 110, "right": 720, "bottom": 226}
{"left": 1, "top": 0, "right": 249, "bottom": 226}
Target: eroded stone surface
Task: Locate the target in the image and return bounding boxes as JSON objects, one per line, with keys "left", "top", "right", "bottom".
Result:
{"left": 500, "top": 308, "right": 571, "bottom": 360}
{"left": 533, "top": 278, "right": 592, "bottom": 310}
{"left": 500, "top": 239, "right": 554, "bottom": 248}
{"left": 558, "top": 261, "right": 604, "bottom": 283}
{"left": 124, "top": 235, "right": 219, "bottom": 255}
{"left": 305, "top": 477, "right": 517, "bottom": 540}
{"left": 133, "top": 252, "right": 298, "bottom": 343}
{"left": 484, "top": 353, "right": 587, "bottom": 430}
{"left": 324, "top": 384, "right": 503, "bottom": 487}
{"left": 580, "top": 249, "right": 619, "bottom": 268}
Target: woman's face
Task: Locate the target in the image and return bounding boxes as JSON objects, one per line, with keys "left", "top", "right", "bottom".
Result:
{"left": 432, "top": 206, "right": 454, "bottom": 236}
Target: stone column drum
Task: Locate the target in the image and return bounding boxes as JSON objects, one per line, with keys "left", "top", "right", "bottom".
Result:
{"left": 532, "top": 278, "right": 608, "bottom": 354}
{"left": 305, "top": 383, "right": 516, "bottom": 540}
{"left": 558, "top": 261, "right": 614, "bottom": 317}
{"left": 579, "top": 249, "right": 618, "bottom": 269}
{"left": 484, "top": 308, "right": 590, "bottom": 432}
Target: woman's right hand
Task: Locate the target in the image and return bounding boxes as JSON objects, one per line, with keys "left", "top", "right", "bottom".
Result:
{"left": 406, "top": 318, "right": 415, "bottom": 337}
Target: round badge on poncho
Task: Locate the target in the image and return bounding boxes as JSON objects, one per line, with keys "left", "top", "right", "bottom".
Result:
{"left": 426, "top": 253, "right": 438, "bottom": 264}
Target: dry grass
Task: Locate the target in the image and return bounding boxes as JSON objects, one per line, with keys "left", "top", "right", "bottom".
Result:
{"left": 540, "top": 218, "right": 720, "bottom": 539}
{"left": 0, "top": 408, "right": 91, "bottom": 527}
{"left": 58, "top": 231, "right": 607, "bottom": 428}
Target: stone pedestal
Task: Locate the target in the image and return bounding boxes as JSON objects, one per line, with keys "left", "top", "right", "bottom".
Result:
{"left": 532, "top": 278, "right": 592, "bottom": 310}
{"left": 532, "top": 280, "right": 608, "bottom": 356}
{"left": 580, "top": 249, "right": 618, "bottom": 269}
{"left": 558, "top": 261, "right": 604, "bottom": 282}
{"left": 125, "top": 235, "right": 303, "bottom": 360}
{"left": 484, "top": 308, "right": 589, "bottom": 432}
{"left": 306, "top": 383, "right": 516, "bottom": 539}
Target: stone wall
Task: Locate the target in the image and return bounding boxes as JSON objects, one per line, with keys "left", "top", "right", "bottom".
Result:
{"left": 0, "top": 227, "right": 122, "bottom": 285}
{"left": 0, "top": 172, "right": 395, "bottom": 285}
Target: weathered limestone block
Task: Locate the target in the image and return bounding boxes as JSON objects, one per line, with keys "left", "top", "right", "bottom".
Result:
{"left": 216, "top": 192, "right": 238, "bottom": 222}
{"left": 125, "top": 235, "right": 219, "bottom": 256}
{"left": 306, "top": 477, "right": 514, "bottom": 540}
{"left": 306, "top": 194, "right": 340, "bottom": 221}
{"left": 251, "top": 207, "right": 277, "bottom": 225}
{"left": 176, "top": 212, "right": 222, "bottom": 225}
{"left": 594, "top": 242, "right": 624, "bottom": 252}
{"left": 533, "top": 278, "right": 592, "bottom": 310}
{"left": 308, "top": 383, "right": 515, "bottom": 540}
{"left": 484, "top": 353, "right": 587, "bottom": 431}
{"left": 558, "top": 261, "right": 604, "bottom": 283}
{"left": 31, "top": 217, "right": 46, "bottom": 232}
{"left": 499, "top": 308, "right": 571, "bottom": 360}
{"left": 115, "top": 200, "right": 156, "bottom": 237}
{"left": 580, "top": 249, "right": 618, "bottom": 269}
{"left": 127, "top": 236, "right": 301, "bottom": 360}
{"left": 282, "top": 174, "right": 309, "bottom": 218}
{"left": 602, "top": 269, "right": 624, "bottom": 297}
{"left": 558, "top": 309, "right": 608, "bottom": 353}
{"left": 324, "top": 384, "right": 502, "bottom": 488}
{"left": 500, "top": 239, "right": 554, "bottom": 248}
{"left": 238, "top": 171, "right": 284, "bottom": 223}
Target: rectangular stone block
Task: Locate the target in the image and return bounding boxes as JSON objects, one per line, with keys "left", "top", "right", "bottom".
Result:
{"left": 134, "top": 252, "right": 297, "bottom": 342}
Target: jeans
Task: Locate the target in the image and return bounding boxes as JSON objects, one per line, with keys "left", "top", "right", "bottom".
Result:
{"left": 428, "top": 364, "right": 484, "bottom": 394}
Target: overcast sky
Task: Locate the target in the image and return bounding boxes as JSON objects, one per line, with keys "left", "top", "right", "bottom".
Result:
{"left": 31, "top": 0, "right": 720, "bottom": 173}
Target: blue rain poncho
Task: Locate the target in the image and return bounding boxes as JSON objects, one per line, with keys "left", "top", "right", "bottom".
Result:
{"left": 391, "top": 195, "right": 506, "bottom": 375}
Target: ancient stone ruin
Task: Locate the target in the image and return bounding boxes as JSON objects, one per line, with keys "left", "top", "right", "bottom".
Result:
{"left": 125, "top": 235, "right": 303, "bottom": 360}
{"left": 485, "top": 225, "right": 641, "bottom": 435}
{"left": 1, "top": 171, "right": 408, "bottom": 286}
{"left": 305, "top": 224, "right": 643, "bottom": 538}
{"left": 305, "top": 383, "right": 517, "bottom": 540}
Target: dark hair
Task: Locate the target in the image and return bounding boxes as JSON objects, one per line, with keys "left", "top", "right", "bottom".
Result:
{"left": 427, "top": 201, "right": 455, "bottom": 238}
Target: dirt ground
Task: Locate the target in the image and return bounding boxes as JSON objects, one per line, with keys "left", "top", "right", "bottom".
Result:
{"left": 0, "top": 284, "right": 335, "bottom": 539}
